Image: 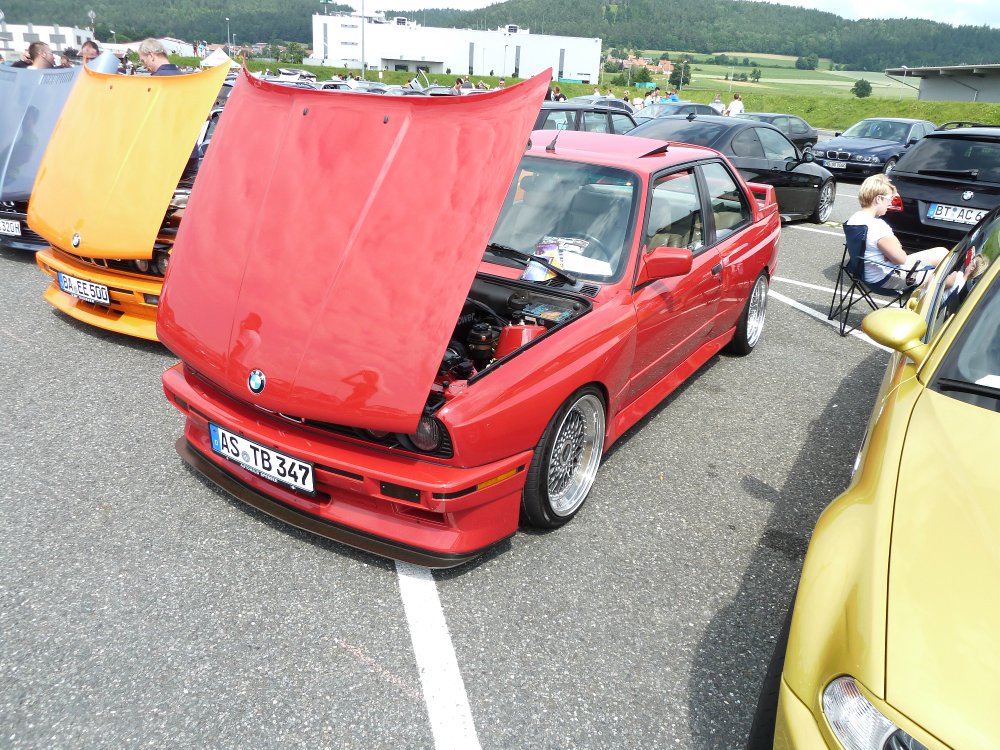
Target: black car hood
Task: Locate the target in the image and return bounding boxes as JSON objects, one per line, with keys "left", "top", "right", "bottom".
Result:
{"left": 820, "top": 136, "right": 901, "bottom": 155}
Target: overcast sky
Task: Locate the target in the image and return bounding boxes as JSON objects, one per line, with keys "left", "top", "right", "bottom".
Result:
{"left": 362, "top": 0, "right": 1000, "bottom": 29}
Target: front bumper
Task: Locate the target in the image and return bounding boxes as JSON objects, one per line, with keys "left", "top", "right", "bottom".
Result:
{"left": 815, "top": 159, "right": 883, "bottom": 177}
{"left": 35, "top": 247, "right": 162, "bottom": 340}
{"left": 0, "top": 213, "right": 48, "bottom": 253}
{"left": 773, "top": 678, "right": 832, "bottom": 748}
{"left": 162, "top": 364, "right": 531, "bottom": 568}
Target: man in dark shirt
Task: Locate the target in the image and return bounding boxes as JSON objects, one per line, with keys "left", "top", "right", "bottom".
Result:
{"left": 138, "top": 38, "right": 182, "bottom": 76}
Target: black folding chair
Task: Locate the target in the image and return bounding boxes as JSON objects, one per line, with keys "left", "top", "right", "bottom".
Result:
{"left": 827, "top": 224, "right": 927, "bottom": 336}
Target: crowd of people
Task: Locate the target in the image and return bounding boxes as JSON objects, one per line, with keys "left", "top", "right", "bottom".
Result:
{"left": 0, "top": 38, "right": 184, "bottom": 76}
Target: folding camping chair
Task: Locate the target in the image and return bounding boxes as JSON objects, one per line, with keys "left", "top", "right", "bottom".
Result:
{"left": 827, "top": 224, "right": 928, "bottom": 336}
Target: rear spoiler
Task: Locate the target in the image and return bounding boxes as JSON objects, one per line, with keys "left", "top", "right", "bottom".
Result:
{"left": 745, "top": 182, "right": 778, "bottom": 218}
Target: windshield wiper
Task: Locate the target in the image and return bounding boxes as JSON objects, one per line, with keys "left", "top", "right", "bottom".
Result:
{"left": 916, "top": 168, "right": 980, "bottom": 179}
{"left": 936, "top": 376, "right": 1000, "bottom": 400}
{"left": 485, "top": 242, "right": 579, "bottom": 285}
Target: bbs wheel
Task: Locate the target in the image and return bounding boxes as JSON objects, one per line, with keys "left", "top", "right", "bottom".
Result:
{"left": 883, "top": 157, "right": 898, "bottom": 174}
{"left": 521, "top": 387, "right": 606, "bottom": 528}
{"left": 726, "top": 273, "right": 769, "bottom": 355}
{"left": 811, "top": 179, "right": 835, "bottom": 224}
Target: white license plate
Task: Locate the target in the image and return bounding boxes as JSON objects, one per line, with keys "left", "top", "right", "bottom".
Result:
{"left": 927, "top": 203, "right": 987, "bottom": 225}
{"left": 824, "top": 160, "right": 847, "bottom": 169}
{"left": 209, "top": 423, "right": 315, "bottom": 493}
{"left": 57, "top": 272, "right": 110, "bottom": 305}
{"left": 0, "top": 218, "right": 20, "bottom": 236}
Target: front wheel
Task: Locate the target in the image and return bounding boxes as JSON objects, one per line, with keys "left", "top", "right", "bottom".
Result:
{"left": 811, "top": 179, "right": 836, "bottom": 224}
{"left": 521, "top": 387, "right": 606, "bottom": 528}
{"left": 883, "top": 157, "right": 898, "bottom": 174}
{"left": 726, "top": 273, "right": 769, "bottom": 355}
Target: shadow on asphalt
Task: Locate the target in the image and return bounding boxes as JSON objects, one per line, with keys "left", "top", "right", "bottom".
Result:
{"left": 685, "top": 349, "right": 887, "bottom": 748}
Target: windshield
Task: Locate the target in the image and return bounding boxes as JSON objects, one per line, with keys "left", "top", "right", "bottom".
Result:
{"left": 897, "top": 136, "right": 1000, "bottom": 183}
{"left": 487, "top": 156, "right": 638, "bottom": 282}
{"left": 629, "top": 119, "right": 726, "bottom": 148}
{"left": 640, "top": 104, "right": 680, "bottom": 118}
{"left": 841, "top": 119, "right": 909, "bottom": 143}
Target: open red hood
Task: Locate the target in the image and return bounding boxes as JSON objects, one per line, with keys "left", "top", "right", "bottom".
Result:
{"left": 158, "top": 69, "right": 549, "bottom": 433}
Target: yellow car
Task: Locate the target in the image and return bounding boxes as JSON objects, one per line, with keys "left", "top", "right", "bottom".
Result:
{"left": 754, "top": 208, "right": 1000, "bottom": 750}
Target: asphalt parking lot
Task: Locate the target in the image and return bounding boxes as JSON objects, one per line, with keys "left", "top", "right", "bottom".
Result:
{"left": 1, "top": 181, "right": 885, "bottom": 749}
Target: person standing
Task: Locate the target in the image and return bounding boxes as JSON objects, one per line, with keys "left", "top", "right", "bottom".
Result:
{"left": 724, "top": 93, "right": 744, "bottom": 116}
{"left": 710, "top": 93, "right": 724, "bottom": 114}
{"left": 138, "top": 38, "right": 182, "bottom": 76}
{"left": 79, "top": 40, "right": 100, "bottom": 66}
{"left": 27, "top": 42, "right": 55, "bottom": 69}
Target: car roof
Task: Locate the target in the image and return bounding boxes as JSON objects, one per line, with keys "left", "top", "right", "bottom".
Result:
{"left": 857, "top": 117, "right": 932, "bottom": 124}
{"left": 741, "top": 112, "right": 802, "bottom": 118}
{"left": 926, "top": 126, "right": 1000, "bottom": 139}
{"left": 541, "top": 100, "right": 629, "bottom": 113}
{"left": 526, "top": 129, "right": 724, "bottom": 175}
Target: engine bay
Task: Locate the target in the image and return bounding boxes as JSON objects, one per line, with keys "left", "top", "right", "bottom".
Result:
{"left": 437, "top": 275, "right": 590, "bottom": 389}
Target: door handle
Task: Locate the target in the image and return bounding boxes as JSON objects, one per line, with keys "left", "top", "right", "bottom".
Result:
{"left": 711, "top": 263, "right": 723, "bottom": 276}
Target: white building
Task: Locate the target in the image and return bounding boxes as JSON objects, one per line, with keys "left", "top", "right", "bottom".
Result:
{"left": 0, "top": 20, "right": 94, "bottom": 59}
{"left": 308, "top": 13, "right": 601, "bottom": 83}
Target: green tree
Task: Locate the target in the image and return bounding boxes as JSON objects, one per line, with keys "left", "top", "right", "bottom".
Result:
{"left": 632, "top": 65, "right": 652, "bottom": 83}
{"left": 659, "top": 52, "right": 671, "bottom": 60}
{"left": 851, "top": 78, "right": 873, "bottom": 97}
{"left": 750, "top": 67, "right": 762, "bottom": 82}
{"left": 668, "top": 61, "right": 691, "bottom": 89}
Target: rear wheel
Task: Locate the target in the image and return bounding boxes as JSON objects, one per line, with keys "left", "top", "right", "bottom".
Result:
{"left": 521, "top": 387, "right": 606, "bottom": 528}
{"left": 811, "top": 179, "right": 835, "bottom": 224}
{"left": 726, "top": 273, "right": 769, "bottom": 355}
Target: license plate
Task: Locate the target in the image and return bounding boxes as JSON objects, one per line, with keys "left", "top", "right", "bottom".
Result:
{"left": 824, "top": 160, "right": 847, "bottom": 169}
{"left": 927, "top": 202, "right": 987, "bottom": 225}
{"left": 0, "top": 218, "right": 20, "bottom": 236}
{"left": 209, "top": 423, "right": 315, "bottom": 493}
{"left": 57, "top": 272, "right": 110, "bottom": 305}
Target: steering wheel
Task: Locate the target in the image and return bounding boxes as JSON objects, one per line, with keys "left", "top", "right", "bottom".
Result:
{"left": 560, "top": 232, "right": 614, "bottom": 264}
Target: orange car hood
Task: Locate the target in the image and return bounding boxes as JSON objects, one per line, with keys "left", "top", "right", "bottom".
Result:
{"left": 27, "top": 63, "right": 229, "bottom": 259}
{"left": 885, "top": 388, "right": 1000, "bottom": 747}
{"left": 158, "top": 69, "right": 549, "bottom": 433}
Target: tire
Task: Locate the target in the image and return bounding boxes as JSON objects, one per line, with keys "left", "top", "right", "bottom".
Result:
{"left": 802, "top": 142, "right": 814, "bottom": 153}
{"left": 811, "top": 179, "right": 835, "bottom": 224}
{"left": 521, "top": 387, "right": 606, "bottom": 529}
{"left": 883, "top": 157, "right": 898, "bottom": 174}
{"left": 746, "top": 601, "right": 794, "bottom": 750}
{"left": 726, "top": 273, "right": 769, "bottom": 355}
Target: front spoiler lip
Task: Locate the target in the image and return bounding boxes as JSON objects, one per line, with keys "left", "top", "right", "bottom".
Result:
{"left": 175, "top": 437, "right": 504, "bottom": 569}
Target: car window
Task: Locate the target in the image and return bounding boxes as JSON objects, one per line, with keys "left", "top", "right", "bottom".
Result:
{"left": 926, "top": 214, "right": 1000, "bottom": 342}
{"left": 489, "top": 157, "right": 639, "bottom": 282}
{"left": 896, "top": 137, "right": 1000, "bottom": 183}
{"left": 629, "top": 120, "right": 726, "bottom": 148}
{"left": 581, "top": 112, "right": 610, "bottom": 133}
{"left": 789, "top": 117, "right": 809, "bottom": 135}
{"left": 731, "top": 129, "right": 766, "bottom": 158}
{"left": 771, "top": 116, "right": 790, "bottom": 132}
{"left": 645, "top": 169, "right": 704, "bottom": 253}
{"left": 538, "top": 111, "right": 576, "bottom": 131}
{"left": 611, "top": 113, "right": 635, "bottom": 134}
{"left": 700, "top": 161, "right": 752, "bottom": 241}
{"left": 757, "top": 127, "right": 797, "bottom": 160}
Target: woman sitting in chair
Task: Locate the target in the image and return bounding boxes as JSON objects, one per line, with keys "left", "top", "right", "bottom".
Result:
{"left": 846, "top": 174, "right": 949, "bottom": 289}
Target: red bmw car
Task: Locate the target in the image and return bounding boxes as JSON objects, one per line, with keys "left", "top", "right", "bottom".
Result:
{"left": 159, "top": 69, "right": 781, "bottom": 567}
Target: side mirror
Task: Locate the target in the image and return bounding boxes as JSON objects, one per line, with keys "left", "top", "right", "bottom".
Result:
{"left": 907, "top": 138, "right": 919, "bottom": 146}
{"left": 637, "top": 245, "right": 693, "bottom": 285}
{"left": 800, "top": 150, "right": 815, "bottom": 163}
{"left": 834, "top": 132, "right": 842, "bottom": 137}
{"left": 861, "top": 308, "right": 929, "bottom": 365}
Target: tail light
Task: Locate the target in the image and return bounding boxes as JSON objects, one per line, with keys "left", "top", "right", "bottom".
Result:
{"left": 887, "top": 194, "right": 903, "bottom": 212}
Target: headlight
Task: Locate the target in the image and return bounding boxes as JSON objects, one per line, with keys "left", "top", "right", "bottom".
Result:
{"left": 823, "top": 677, "right": 929, "bottom": 750}
{"left": 853, "top": 154, "right": 881, "bottom": 163}
{"left": 155, "top": 251, "right": 170, "bottom": 276}
{"left": 134, "top": 259, "right": 150, "bottom": 273}
{"left": 813, "top": 150, "right": 826, "bottom": 157}
{"left": 398, "top": 416, "right": 444, "bottom": 452}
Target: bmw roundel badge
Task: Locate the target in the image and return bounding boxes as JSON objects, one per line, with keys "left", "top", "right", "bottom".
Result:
{"left": 963, "top": 191, "right": 975, "bottom": 201}
{"left": 248, "top": 369, "right": 266, "bottom": 394}
{"left": 72, "top": 233, "right": 81, "bottom": 248}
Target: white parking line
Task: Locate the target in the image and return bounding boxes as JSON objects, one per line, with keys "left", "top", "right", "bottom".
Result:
{"left": 784, "top": 225, "right": 844, "bottom": 237}
{"left": 396, "top": 562, "right": 482, "bottom": 750}
{"left": 774, "top": 276, "right": 835, "bottom": 294}
{"left": 768, "top": 289, "right": 891, "bottom": 352}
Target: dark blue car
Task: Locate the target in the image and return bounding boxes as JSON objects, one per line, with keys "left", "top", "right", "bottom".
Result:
{"left": 813, "top": 117, "right": 936, "bottom": 178}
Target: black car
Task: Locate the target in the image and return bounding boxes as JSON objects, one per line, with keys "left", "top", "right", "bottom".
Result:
{"left": 884, "top": 126, "right": 1000, "bottom": 249}
{"left": 736, "top": 112, "right": 819, "bottom": 152}
{"left": 568, "top": 94, "right": 635, "bottom": 114}
{"left": 635, "top": 102, "right": 717, "bottom": 123}
{"left": 0, "top": 200, "right": 48, "bottom": 252}
{"left": 627, "top": 114, "right": 836, "bottom": 223}
{"left": 813, "top": 117, "right": 935, "bottom": 177}
{"left": 535, "top": 101, "right": 638, "bottom": 135}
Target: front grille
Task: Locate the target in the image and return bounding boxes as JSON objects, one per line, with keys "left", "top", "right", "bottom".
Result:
{"left": 828, "top": 150, "right": 851, "bottom": 160}
{"left": 0, "top": 204, "right": 46, "bottom": 247}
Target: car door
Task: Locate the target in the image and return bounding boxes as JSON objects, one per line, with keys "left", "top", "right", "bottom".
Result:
{"left": 610, "top": 112, "right": 636, "bottom": 134}
{"left": 626, "top": 166, "right": 722, "bottom": 403}
{"left": 788, "top": 116, "right": 814, "bottom": 150}
{"left": 726, "top": 127, "right": 795, "bottom": 211}
{"left": 756, "top": 126, "right": 815, "bottom": 216}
